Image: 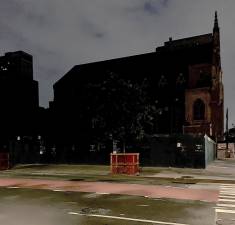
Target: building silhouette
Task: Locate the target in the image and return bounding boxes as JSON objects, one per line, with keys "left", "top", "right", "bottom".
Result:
{"left": 51, "top": 12, "right": 223, "bottom": 154}
{"left": 0, "top": 13, "right": 223, "bottom": 167}
{"left": 0, "top": 51, "right": 39, "bottom": 147}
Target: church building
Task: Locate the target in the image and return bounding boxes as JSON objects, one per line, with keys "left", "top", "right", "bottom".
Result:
{"left": 51, "top": 12, "right": 224, "bottom": 148}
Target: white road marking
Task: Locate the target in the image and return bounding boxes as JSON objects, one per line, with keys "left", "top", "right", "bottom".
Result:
{"left": 220, "top": 193, "right": 235, "bottom": 195}
{"left": 221, "top": 186, "right": 235, "bottom": 188}
{"left": 68, "top": 212, "right": 79, "bottom": 215}
{"left": 68, "top": 212, "right": 189, "bottom": 225}
{"left": 53, "top": 189, "right": 64, "bottom": 192}
{"left": 137, "top": 204, "right": 149, "bottom": 207}
{"left": 219, "top": 199, "right": 235, "bottom": 202}
{"left": 221, "top": 188, "right": 235, "bottom": 190}
{"left": 216, "top": 208, "right": 235, "bottom": 214}
{"left": 217, "top": 203, "right": 235, "bottom": 208}
{"left": 96, "top": 192, "right": 109, "bottom": 195}
{"left": 216, "top": 184, "right": 235, "bottom": 223}
{"left": 7, "top": 186, "right": 20, "bottom": 189}
{"left": 220, "top": 191, "right": 235, "bottom": 195}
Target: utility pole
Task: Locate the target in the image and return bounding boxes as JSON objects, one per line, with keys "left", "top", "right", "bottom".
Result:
{"left": 226, "top": 108, "right": 229, "bottom": 149}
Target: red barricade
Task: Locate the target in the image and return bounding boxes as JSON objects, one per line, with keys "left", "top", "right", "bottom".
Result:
{"left": 0, "top": 153, "right": 9, "bottom": 170}
{"left": 110, "top": 153, "right": 139, "bottom": 175}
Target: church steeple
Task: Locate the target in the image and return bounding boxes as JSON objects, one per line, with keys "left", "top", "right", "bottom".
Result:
{"left": 213, "top": 11, "right": 219, "bottom": 33}
{"left": 213, "top": 11, "right": 220, "bottom": 51}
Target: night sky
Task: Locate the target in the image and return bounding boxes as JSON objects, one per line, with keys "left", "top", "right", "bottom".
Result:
{"left": 0, "top": 0, "right": 234, "bottom": 127}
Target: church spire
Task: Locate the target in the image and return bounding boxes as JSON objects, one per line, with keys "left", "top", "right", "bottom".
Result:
{"left": 213, "top": 11, "right": 219, "bottom": 33}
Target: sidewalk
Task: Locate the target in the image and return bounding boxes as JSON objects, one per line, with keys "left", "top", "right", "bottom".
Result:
{"left": 0, "top": 177, "right": 219, "bottom": 202}
{"left": 143, "top": 160, "right": 235, "bottom": 182}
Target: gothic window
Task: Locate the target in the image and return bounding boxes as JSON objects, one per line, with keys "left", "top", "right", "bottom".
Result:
{"left": 193, "top": 99, "right": 205, "bottom": 120}
{"left": 158, "top": 75, "right": 167, "bottom": 87}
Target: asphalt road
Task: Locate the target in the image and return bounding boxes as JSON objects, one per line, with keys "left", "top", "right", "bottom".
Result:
{"left": 0, "top": 187, "right": 215, "bottom": 225}
{"left": 1, "top": 159, "right": 235, "bottom": 224}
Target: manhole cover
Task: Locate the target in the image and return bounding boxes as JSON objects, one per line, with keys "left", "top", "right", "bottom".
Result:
{"left": 79, "top": 207, "right": 111, "bottom": 215}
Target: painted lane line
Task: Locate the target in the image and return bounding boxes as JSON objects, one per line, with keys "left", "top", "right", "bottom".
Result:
{"left": 53, "top": 189, "right": 64, "bottom": 192}
{"left": 68, "top": 212, "right": 79, "bottom": 215}
{"left": 216, "top": 208, "right": 235, "bottom": 214}
{"left": 96, "top": 192, "right": 109, "bottom": 195}
{"left": 219, "top": 199, "right": 235, "bottom": 202}
{"left": 7, "top": 186, "right": 20, "bottom": 189}
{"left": 68, "top": 212, "right": 189, "bottom": 225}
{"left": 137, "top": 204, "right": 149, "bottom": 207}
{"left": 217, "top": 203, "right": 235, "bottom": 208}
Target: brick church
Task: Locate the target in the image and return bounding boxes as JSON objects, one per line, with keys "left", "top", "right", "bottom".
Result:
{"left": 51, "top": 12, "right": 224, "bottom": 146}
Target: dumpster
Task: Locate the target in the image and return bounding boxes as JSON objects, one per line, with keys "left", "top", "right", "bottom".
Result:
{"left": 0, "top": 153, "right": 9, "bottom": 170}
{"left": 110, "top": 153, "right": 139, "bottom": 175}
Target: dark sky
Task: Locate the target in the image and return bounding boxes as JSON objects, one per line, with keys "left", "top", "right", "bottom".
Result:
{"left": 1, "top": 0, "right": 234, "bottom": 126}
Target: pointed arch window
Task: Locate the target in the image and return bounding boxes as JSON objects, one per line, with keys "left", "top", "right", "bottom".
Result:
{"left": 193, "top": 99, "right": 205, "bottom": 120}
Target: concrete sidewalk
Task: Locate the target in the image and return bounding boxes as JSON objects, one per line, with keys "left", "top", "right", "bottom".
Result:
{"left": 144, "top": 160, "right": 235, "bottom": 182}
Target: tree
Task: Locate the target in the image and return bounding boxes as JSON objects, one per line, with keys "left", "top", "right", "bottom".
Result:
{"left": 83, "top": 71, "right": 158, "bottom": 151}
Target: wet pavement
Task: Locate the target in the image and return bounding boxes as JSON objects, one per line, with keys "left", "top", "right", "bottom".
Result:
{"left": 0, "top": 187, "right": 215, "bottom": 225}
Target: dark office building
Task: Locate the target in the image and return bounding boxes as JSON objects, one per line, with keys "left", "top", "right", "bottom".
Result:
{"left": 0, "top": 51, "right": 39, "bottom": 144}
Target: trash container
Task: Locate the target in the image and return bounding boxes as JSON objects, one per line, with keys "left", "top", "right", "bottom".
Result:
{"left": 110, "top": 153, "right": 139, "bottom": 175}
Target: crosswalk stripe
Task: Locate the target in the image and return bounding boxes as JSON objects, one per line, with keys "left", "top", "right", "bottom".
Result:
{"left": 216, "top": 208, "right": 235, "bottom": 214}
{"left": 217, "top": 204, "right": 235, "bottom": 208}
{"left": 219, "top": 199, "right": 235, "bottom": 202}
{"left": 220, "top": 191, "right": 235, "bottom": 194}
{"left": 221, "top": 188, "right": 235, "bottom": 190}
{"left": 216, "top": 184, "right": 235, "bottom": 222}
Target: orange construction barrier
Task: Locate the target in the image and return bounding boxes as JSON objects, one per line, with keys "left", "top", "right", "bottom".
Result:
{"left": 110, "top": 153, "right": 139, "bottom": 175}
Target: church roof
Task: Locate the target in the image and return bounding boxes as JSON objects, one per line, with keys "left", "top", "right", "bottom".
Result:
{"left": 54, "top": 32, "right": 214, "bottom": 90}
